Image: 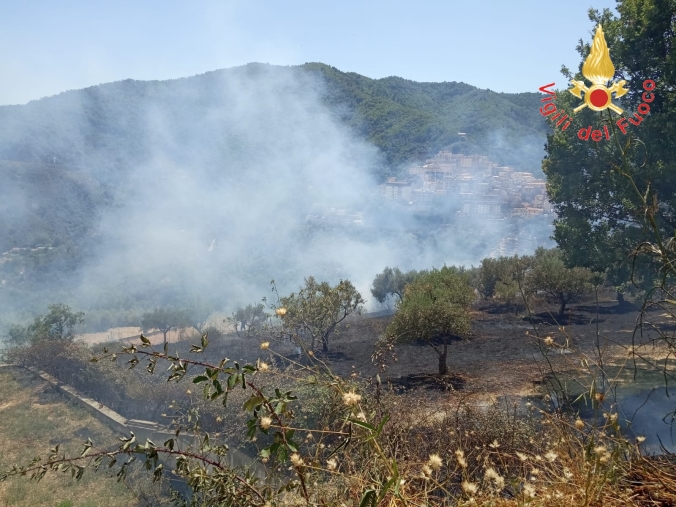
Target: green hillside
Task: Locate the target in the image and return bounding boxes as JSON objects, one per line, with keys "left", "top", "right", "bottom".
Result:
{"left": 302, "top": 63, "right": 548, "bottom": 175}
{"left": 0, "top": 63, "right": 549, "bottom": 255}
{"left": 0, "top": 63, "right": 547, "bottom": 179}
{"left": 0, "top": 63, "right": 550, "bottom": 319}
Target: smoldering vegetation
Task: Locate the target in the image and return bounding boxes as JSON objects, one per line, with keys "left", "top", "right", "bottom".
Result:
{"left": 0, "top": 63, "right": 552, "bottom": 331}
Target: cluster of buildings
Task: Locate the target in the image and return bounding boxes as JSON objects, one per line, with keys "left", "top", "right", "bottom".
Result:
{"left": 379, "top": 152, "right": 553, "bottom": 219}
{"left": 305, "top": 203, "right": 365, "bottom": 227}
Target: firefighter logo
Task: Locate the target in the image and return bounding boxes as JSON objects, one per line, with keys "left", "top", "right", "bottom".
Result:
{"left": 568, "top": 25, "right": 629, "bottom": 114}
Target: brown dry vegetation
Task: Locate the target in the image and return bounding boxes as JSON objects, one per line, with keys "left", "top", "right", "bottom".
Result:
{"left": 4, "top": 293, "right": 676, "bottom": 506}
{"left": 0, "top": 367, "right": 163, "bottom": 507}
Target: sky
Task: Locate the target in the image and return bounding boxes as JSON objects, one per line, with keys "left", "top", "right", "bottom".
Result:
{"left": 0, "top": 0, "right": 619, "bottom": 105}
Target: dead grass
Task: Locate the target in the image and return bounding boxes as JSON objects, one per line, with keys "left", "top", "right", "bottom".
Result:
{"left": 0, "top": 368, "right": 151, "bottom": 507}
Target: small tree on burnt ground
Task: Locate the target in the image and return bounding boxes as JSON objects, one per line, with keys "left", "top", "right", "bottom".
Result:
{"left": 528, "top": 248, "right": 595, "bottom": 317}
{"left": 182, "top": 296, "right": 216, "bottom": 334}
{"left": 141, "top": 307, "right": 187, "bottom": 346}
{"left": 385, "top": 266, "right": 475, "bottom": 375}
{"left": 230, "top": 303, "right": 269, "bottom": 337}
{"left": 479, "top": 255, "right": 535, "bottom": 314}
{"left": 276, "top": 277, "right": 364, "bottom": 354}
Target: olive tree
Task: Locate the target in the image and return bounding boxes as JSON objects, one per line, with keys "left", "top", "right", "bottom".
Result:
{"left": 528, "top": 248, "right": 594, "bottom": 317}
{"left": 7, "top": 303, "right": 84, "bottom": 345}
{"left": 277, "top": 277, "right": 364, "bottom": 353}
{"left": 182, "top": 296, "right": 216, "bottom": 333}
{"left": 370, "top": 267, "right": 425, "bottom": 304}
{"left": 231, "top": 303, "right": 269, "bottom": 337}
{"left": 479, "top": 255, "right": 534, "bottom": 314}
{"left": 141, "top": 307, "right": 187, "bottom": 345}
{"left": 385, "top": 267, "right": 475, "bottom": 375}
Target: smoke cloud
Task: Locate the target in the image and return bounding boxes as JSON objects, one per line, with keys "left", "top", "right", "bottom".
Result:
{"left": 0, "top": 64, "right": 554, "bottom": 326}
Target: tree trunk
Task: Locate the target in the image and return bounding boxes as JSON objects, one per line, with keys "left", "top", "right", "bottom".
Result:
{"left": 322, "top": 337, "right": 329, "bottom": 354}
{"left": 559, "top": 299, "right": 567, "bottom": 317}
{"left": 438, "top": 339, "right": 448, "bottom": 376}
{"left": 163, "top": 330, "right": 168, "bottom": 345}
{"left": 617, "top": 291, "right": 625, "bottom": 305}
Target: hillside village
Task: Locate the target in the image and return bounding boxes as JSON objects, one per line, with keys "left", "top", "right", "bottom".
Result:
{"left": 380, "top": 152, "right": 553, "bottom": 219}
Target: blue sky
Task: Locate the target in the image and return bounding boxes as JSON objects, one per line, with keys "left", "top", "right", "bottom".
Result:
{"left": 0, "top": 0, "right": 619, "bottom": 105}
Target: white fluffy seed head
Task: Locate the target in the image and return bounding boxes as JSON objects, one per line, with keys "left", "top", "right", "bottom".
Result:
{"left": 343, "top": 391, "right": 362, "bottom": 406}
{"left": 428, "top": 454, "right": 443, "bottom": 470}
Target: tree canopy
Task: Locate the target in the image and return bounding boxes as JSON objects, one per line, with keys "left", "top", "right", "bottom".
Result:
{"left": 543, "top": 1, "right": 676, "bottom": 293}
{"left": 385, "top": 267, "right": 475, "bottom": 375}
{"left": 182, "top": 296, "right": 216, "bottom": 333}
{"left": 528, "top": 248, "right": 595, "bottom": 316}
{"left": 231, "top": 303, "right": 268, "bottom": 337}
{"left": 277, "top": 277, "right": 364, "bottom": 353}
{"left": 7, "top": 303, "right": 84, "bottom": 345}
{"left": 479, "top": 255, "right": 533, "bottom": 313}
{"left": 370, "top": 267, "right": 426, "bottom": 304}
{"left": 141, "top": 307, "right": 187, "bottom": 345}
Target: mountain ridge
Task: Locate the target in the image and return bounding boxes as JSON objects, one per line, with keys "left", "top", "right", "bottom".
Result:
{"left": 0, "top": 62, "right": 551, "bottom": 318}
{"left": 0, "top": 62, "right": 548, "bottom": 177}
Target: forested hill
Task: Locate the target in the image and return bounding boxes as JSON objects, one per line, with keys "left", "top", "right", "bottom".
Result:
{"left": 0, "top": 60, "right": 550, "bottom": 262}
{"left": 0, "top": 63, "right": 548, "bottom": 183}
{"left": 0, "top": 62, "right": 550, "bottom": 319}
{"left": 301, "top": 63, "right": 548, "bottom": 175}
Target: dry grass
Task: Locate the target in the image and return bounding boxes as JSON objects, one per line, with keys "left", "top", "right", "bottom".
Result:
{"left": 0, "top": 367, "right": 157, "bottom": 507}
{"left": 6, "top": 319, "right": 676, "bottom": 506}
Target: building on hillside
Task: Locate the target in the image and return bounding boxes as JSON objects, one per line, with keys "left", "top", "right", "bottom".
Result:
{"left": 305, "top": 204, "right": 364, "bottom": 227}
{"left": 379, "top": 178, "right": 413, "bottom": 201}
{"left": 391, "top": 151, "right": 552, "bottom": 219}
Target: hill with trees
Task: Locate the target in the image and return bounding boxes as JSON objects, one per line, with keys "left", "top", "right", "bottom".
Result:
{"left": 301, "top": 62, "right": 548, "bottom": 175}
{"left": 0, "top": 62, "right": 550, "bottom": 322}
{"left": 0, "top": 63, "right": 548, "bottom": 183}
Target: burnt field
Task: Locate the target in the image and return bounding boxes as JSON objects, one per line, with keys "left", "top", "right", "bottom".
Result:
{"left": 325, "top": 297, "right": 654, "bottom": 400}
{"left": 145, "top": 291, "right": 666, "bottom": 406}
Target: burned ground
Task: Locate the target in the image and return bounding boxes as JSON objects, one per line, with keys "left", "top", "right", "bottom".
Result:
{"left": 146, "top": 292, "right": 659, "bottom": 405}
{"left": 67, "top": 290, "right": 675, "bottom": 421}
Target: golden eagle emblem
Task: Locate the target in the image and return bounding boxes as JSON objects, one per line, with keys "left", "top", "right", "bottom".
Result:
{"left": 568, "top": 25, "right": 629, "bottom": 114}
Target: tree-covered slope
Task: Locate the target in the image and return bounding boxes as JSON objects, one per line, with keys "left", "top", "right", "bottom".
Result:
{"left": 301, "top": 63, "right": 548, "bottom": 175}
{"left": 0, "top": 63, "right": 551, "bottom": 321}
{"left": 0, "top": 63, "right": 547, "bottom": 182}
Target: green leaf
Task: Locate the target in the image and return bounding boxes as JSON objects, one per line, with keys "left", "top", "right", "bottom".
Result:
{"left": 360, "top": 489, "right": 377, "bottom": 507}
{"left": 392, "top": 459, "right": 401, "bottom": 496}
{"left": 326, "top": 425, "right": 352, "bottom": 459}
{"left": 377, "top": 476, "right": 397, "bottom": 503}
{"left": 243, "top": 396, "right": 264, "bottom": 412}
{"left": 193, "top": 375, "right": 208, "bottom": 384}
{"left": 348, "top": 419, "right": 376, "bottom": 432}
{"left": 375, "top": 414, "right": 390, "bottom": 436}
